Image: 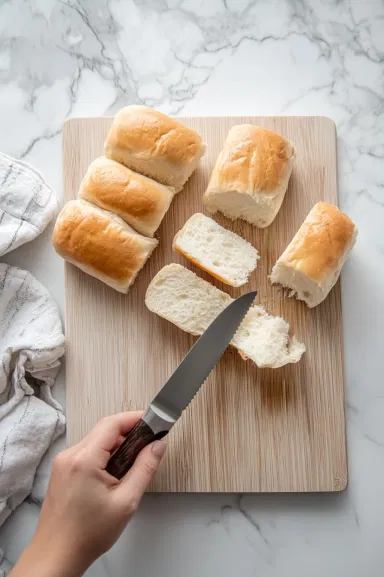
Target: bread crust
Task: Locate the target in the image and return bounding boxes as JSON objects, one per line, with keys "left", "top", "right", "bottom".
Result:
{"left": 276, "top": 202, "right": 356, "bottom": 283}
{"left": 78, "top": 157, "right": 174, "bottom": 237}
{"left": 173, "top": 245, "right": 232, "bottom": 285}
{"left": 52, "top": 200, "right": 157, "bottom": 291}
{"left": 205, "top": 124, "right": 295, "bottom": 197}
{"left": 104, "top": 106, "right": 205, "bottom": 190}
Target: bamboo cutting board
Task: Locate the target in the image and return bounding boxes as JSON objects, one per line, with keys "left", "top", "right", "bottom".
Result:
{"left": 63, "top": 116, "right": 347, "bottom": 492}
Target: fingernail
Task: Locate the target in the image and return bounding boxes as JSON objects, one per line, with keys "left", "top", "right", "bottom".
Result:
{"left": 152, "top": 439, "right": 167, "bottom": 458}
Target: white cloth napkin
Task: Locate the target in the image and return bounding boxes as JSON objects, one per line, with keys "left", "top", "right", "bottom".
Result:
{"left": 0, "top": 152, "right": 57, "bottom": 258}
{"left": 0, "top": 153, "right": 63, "bottom": 575}
{"left": 0, "top": 263, "right": 65, "bottom": 527}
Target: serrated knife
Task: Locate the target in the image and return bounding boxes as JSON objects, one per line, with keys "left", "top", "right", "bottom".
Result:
{"left": 106, "top": 291, "right": 257, "bottom": 479}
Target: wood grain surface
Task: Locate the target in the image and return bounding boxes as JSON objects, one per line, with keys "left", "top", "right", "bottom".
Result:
{"left": 63, "top": 116, "right": 347, "bottom": 492}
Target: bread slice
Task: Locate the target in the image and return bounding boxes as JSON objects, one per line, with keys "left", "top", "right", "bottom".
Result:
{"left": 270, "top": 202, "right": 357, "bottom": 307}
{"left": 203, "top": 125, "right": 295, "bottom": 228}
{"left": 78, "top": 157, "right": 175, "bottom": 237}
{"left": 104, "top": 105, "right": 206, "bottom": 192}
{"left": 145, "top": 264, "right": 305, "bottom": 368}
{"left": 173, "top": 213, "right": 259, "bottom": 287}
{"left": 53, "top": 200, "right": 158, "bottom": 293}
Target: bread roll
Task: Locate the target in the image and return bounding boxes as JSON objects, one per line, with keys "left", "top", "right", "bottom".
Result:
{"left": 52, "top": 200, "right": 158, "bottom": 293}
{"left": 145, "top": 264, "right": 305, "bottom": 368}
{"left": 104, "top": 105, "right": 206, "bottom": 192}
{"left": 173, "top": 213, "right": 259, "bottom": 287}
{"left": 203, "top": 125, "right": 295, "bottom": 228}
{"left": 270, "top": 202, "right": 357, "bottom": 307}
{"left": 78, "top": 157, "right": 174, "bottom": 237}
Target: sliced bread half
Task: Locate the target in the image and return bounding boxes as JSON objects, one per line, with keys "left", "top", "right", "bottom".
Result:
{"left": 270, "top": 202, "right": 357, "bottom": 307}
{"left": 145, "top": 263, "right": 305, "bottom": 368}
{"left": 173, "top": 213, "right": 259, "bottom": 287}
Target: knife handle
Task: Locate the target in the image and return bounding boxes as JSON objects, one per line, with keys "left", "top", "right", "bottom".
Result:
{"left": 106, "top": 418, "right": 167, "bottom": 480}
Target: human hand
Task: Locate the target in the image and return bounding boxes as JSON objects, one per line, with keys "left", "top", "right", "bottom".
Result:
{"left": 11, "top": 411, "right": 167, "bottom": 577}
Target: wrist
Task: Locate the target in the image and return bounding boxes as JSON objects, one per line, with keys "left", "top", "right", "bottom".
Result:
{"left": 11, "top": 533, "right": 91, "bottom": 577}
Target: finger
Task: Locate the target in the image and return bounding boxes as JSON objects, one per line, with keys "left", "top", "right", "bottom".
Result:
{"left": 114, "top": 440, "right": 167, "bottom": 510}
{"left": 101, "top": 434, "right": 127, "bottom": 457}
{"left": 112, "top": 435, "right": 127, "bottom": 452}
{"left": 80, "top": 411, "right": 144, "bottom": 465}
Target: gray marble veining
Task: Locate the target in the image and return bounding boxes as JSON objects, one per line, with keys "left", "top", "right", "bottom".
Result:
{"left": 1, "top": 0, "right": 384, "bottom": 575}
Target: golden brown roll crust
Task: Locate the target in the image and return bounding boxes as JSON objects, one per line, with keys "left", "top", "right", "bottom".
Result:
{"left": 52, "top": 200, "right": 157, "bottom": 292}
{"left": 203, "top": 125, "right": 295, "bottom": 228}
{"left": 210, "top": 125, "right": 295, "bottom": 196}
{"left": 104, "top": 106, "right": 205, "bottom": 191}
{"left": 281, "top": 202, "right": 356, "bottom": 282}
{"left": 106, "top": 106, "right": 200, "bottom": 164}
{"left": 78, "top": 157, "right": 174, "bottom": 237}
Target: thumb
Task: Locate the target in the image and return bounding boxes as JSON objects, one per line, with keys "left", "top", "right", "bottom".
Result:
{"left": 114, "top": 440, "right": 167, "bottom": 509}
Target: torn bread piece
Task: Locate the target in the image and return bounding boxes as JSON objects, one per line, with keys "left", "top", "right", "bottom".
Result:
{"left": 145, "top": 263, "right": 305, "bottom": 368}
{"left": 270, "top": 202, "right": 357, "bottom": 307}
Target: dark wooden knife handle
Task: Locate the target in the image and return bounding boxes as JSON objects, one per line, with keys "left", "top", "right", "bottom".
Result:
{"left": 106, "top": 418, "right": 167, "bottom": 480}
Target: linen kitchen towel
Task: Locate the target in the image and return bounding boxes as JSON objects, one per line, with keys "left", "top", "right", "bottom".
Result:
{"left": 0, "top": 152, "right": 57, "bottom": 257}
{"left": 0, "top": 264, "right": 65, "bottom": 527}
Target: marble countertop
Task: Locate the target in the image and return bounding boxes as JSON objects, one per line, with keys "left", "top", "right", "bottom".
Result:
{"left": 1, "top": 0, "right": 384, "bottom": 575}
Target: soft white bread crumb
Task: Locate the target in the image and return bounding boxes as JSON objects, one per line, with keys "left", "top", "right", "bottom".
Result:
{"left": 270, "top": 202, "right": 358, "bottom": 307}
{"left": 145, "top": 264, "right": 305, "bottom": 368}
{"left": 173, "top": 213, "right": 259, "bottom": 287}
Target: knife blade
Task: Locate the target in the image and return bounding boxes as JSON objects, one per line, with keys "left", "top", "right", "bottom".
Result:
{"left": 107, "top": 290, "right": 257, "bottom": 479}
